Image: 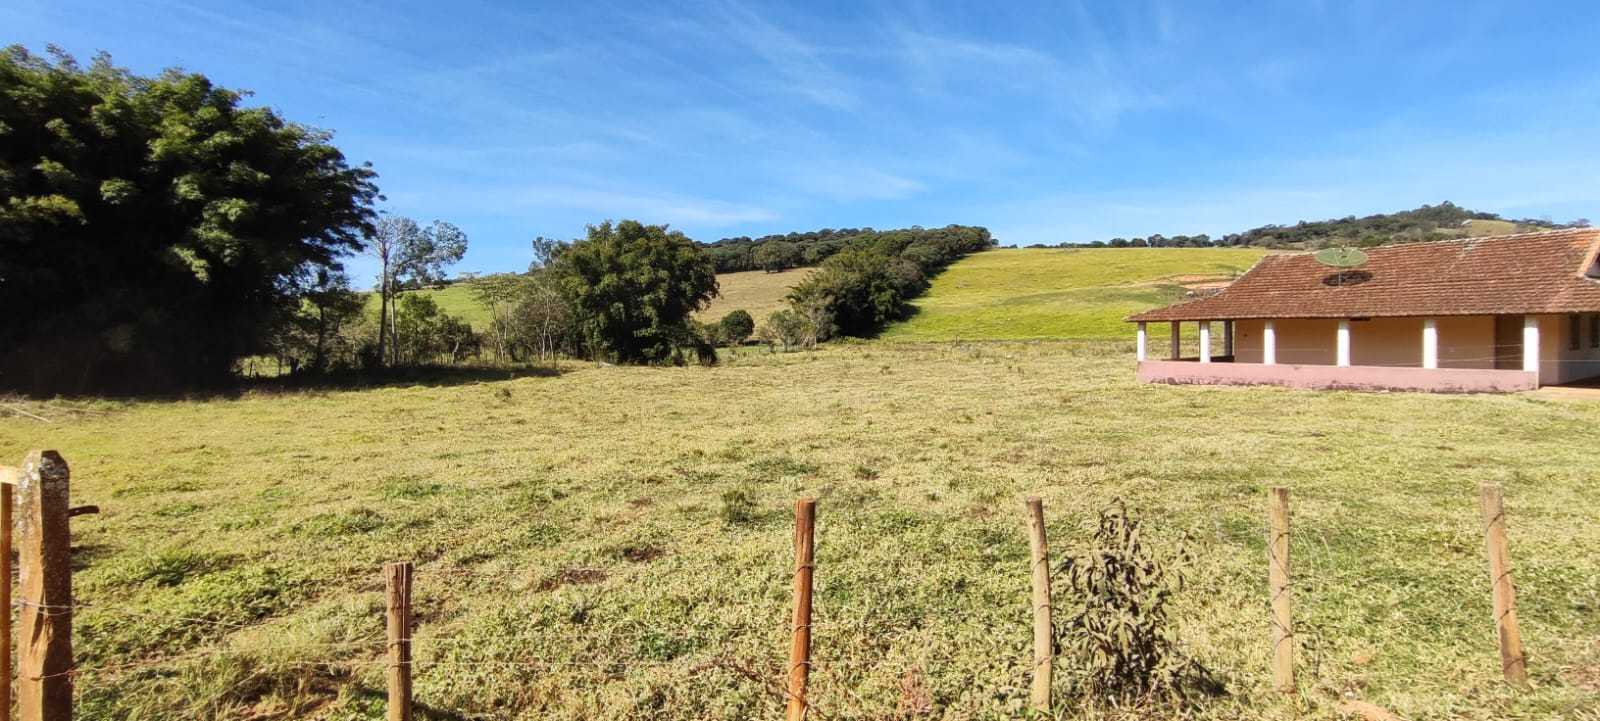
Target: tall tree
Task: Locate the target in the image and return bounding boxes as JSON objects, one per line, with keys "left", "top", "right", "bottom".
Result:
{"left": 369, "top": 216, "right": 467, "bottom": 365}
{"left": 554, "top": 220, "right": 718, "bottom": 363}
{"left": 0, "top": 46, "right": 379, "bottom": 392}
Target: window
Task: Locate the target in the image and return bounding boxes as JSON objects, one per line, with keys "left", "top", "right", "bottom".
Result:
{"left": 1592, "top": 314, "right": 1600, "bottom": 349}
{"left": 1571, "top": 315, "right": 1582, "bottom": 350}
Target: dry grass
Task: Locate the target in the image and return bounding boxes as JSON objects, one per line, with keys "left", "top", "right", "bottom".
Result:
{"left": 1, "top": 342, "right": 1597, "bottom": 719}
{"left": 696, "top": 267, "right": 815, "bottom": 323}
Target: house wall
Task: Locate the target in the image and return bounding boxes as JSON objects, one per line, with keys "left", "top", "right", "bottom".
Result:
{"left": 1538, "top": 313, "right": 1600, "bottom": 384}
{"left": 1230, "top": 316, "right": 1496, "bottom": 368}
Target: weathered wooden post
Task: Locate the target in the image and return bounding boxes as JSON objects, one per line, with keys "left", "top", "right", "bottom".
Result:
{"left": 17, "top": 450, "right": 72, "bottom": 721}
{"left": 385, "top": 561, "right": 415, "bottom": 721}
{"left": 785, "top": 499, "right": 816, "bottom": 721}
{"left": 1479, "top": 484, "right": 1528, "bottom": 685}
{"left": 0, "top": 463, "right": 15, "bottom": 721}
{"left": 1267, "top": 487, "right": 1294, "bottom": 694}
{"left": 1025, "top": 497, "right": 1052, "bottom": 715}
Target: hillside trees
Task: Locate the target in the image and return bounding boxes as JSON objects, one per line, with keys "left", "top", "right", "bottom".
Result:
{"left": 752, "top": 240, "right": 801, "bottom": 273}
{"left": 783, "top": 225, "right": 994, "bottom": 339}
{"left": 552, "top": 220, "right": 718, "bottom": 364}
{"left": 0, "top": 46, "right": 380, "bottom": 392}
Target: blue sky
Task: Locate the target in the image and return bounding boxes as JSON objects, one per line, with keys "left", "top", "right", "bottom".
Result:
{"left": 8, "top": 1, "right": 1600, "bottom": 283}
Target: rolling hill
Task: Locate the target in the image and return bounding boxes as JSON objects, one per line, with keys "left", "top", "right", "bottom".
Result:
{"left": 882, "top": 247, "right": 1269, "bottom": 341}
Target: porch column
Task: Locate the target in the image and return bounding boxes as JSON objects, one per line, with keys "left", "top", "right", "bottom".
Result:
{"left": 1170, "top": 322, "right": 1181, "bottom": 360}
{"left": 1136, "top": 322, "right": 1147, "bottom": 361}
{"left": 1336, "top": 319, "right": 1352, "bottom": 367}
{"left": 1522, "top": 315, "right": 1540, "bottom": 375}
{"left": 1223, "top": 321, "right": 1234, "bottom": 356}
{"left": 1263, "top": 320, "right": 1277, "bottom": 365}
{"left": 1199, "top": 321, "right": 1212, "bottom": 363}
{"left": 1422, "top": 318, "right": 1439, "bottom": 369}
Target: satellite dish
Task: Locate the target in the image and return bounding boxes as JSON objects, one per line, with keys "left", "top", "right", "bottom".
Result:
{"left": 1314, "top": 247, "right": 1368, "bottom": 268}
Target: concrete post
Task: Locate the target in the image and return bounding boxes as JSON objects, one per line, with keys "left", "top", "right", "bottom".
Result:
{"left": 1422, "top": 318, "right": 1439, "bottom": 369}
{"left": 1336, "top": 319, "right": 1352, "bottom": 367}
{"left": 1263, "top": 320, "right": 1277, "bottom": 365}
{"left": 1136, "top": 322, "right": 1147, "bottom": 362}
{"left": 1522, "top": 315, "right": 1540, "bottom": 378}
{"left": 1170, "top": 322, "right": 1181, "bottom": 360}
{"left": 1199, "top": 321, "right": 1212, "bottom": 363}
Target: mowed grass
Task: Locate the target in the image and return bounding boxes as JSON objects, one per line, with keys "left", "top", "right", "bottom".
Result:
{"left": 883, "top": 247, "right": 1269, "bottom": 341}
{"left": 695, "top": 267, "right": 815, "bottom": 323}
{"left": 2, "top": 343, "right": 1597, "bottom": 720}
{"left": 364, "top": 283, "right": 493, "bottom": 328}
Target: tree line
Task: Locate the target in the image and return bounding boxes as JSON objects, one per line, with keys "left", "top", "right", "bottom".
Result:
{"left": 0, "top": 47, "right": 994, "bottom": 392}
{"left": 1042, "top": 202, "right": 1588, "bottom": 250}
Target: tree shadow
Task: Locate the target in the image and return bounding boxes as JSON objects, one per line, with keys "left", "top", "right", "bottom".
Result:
{"left": 1, "top": 364, "right": 565, "bottom": 403}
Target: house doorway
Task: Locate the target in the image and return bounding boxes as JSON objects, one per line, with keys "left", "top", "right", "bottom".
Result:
{"left": 1494, "top": 315, "right": 1523, "bottom": 369}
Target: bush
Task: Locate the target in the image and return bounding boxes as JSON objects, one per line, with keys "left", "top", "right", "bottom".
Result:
{"left": 719, "top": 487, "right": 759, "bottom": 526}
{"left": 1055, "top": 501, "right": 1223, "bottom": 709}
{"left": 718, "top": 310, "right": 755, "bottom": 346}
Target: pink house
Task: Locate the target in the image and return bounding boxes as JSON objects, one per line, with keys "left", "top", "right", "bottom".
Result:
{"left": 1127, "top": 228, "right": 1600, "bottom": 393}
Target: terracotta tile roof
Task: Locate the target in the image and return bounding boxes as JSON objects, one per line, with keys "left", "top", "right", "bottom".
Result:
{"left": 1127, "top": 228, "right": 1600, "bottom": 322}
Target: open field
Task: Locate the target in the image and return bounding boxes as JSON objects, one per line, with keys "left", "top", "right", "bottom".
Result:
{"left": 882, "top": 248, "right": 1269, "bottom": 341}
{"left": 367, "top": 268, "right": 815, "bottom": 331}
{"left": 695, "top": 267, "right": 815, "bottom": 323}
{"left": 2, "top": 343, "right": 1597, "bottom": 720}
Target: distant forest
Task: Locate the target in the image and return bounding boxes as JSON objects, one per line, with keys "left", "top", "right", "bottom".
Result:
{"left": 1044, "top": 202, "right": 1590, "bottom": 250}
{"left": 702, "top": 225, "right": 995, "bottom": 273}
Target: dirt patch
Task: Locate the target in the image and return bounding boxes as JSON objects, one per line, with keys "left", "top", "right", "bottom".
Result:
{"left": 536, "top": 567, "right": 608, "bottom": 592}
{"left": 618, "top": 545, "right": 666, "bottom": 563}
{"left": 627, "top": 497, "right": 653, "bottom": 509}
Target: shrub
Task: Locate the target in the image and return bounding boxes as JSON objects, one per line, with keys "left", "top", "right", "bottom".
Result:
{"left": 1055, "top": 501, "right": 1223, "bottom": 709}
{"left": 718, "top": 310, "right": 755, "bottom": 346}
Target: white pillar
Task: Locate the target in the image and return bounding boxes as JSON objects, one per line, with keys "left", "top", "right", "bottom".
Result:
{"left": 1263, "top": 320, "right": 1277, "bottom": 365}
{"left": 1422, "top": 318, "right": 1439, "bottom": 369}
{"left": 1199, "top": 321, "right": 1212, "bottom": 363}
{"left": 1170, "top": 322, "right": 1181, "bottom": 359}
{"left": 1223, "top": 321, "right": 1234, "bottom": 357}
{"left": 1136, "top": 322, "right": 1147, "bottom": 361}
{"left": 1336, "top": 319, "right": 1351, "bottom": 367}
{"left": 1522, "top": 315, "right": 1540, "bottom": 375}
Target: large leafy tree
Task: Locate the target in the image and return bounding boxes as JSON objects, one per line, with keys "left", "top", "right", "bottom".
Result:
{"left": 0, "top": 47, "right": 379, "bottom": 392}
{"left": 554, "top": 220, "right": 718, "bottom": 364}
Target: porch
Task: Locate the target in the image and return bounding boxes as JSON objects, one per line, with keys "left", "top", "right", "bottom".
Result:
{"left": 1129, "top": 315, "right": 1599, "bottom": 393}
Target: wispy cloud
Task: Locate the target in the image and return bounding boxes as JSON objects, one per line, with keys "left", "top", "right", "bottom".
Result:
{"left": 510, "top": 185, "right": 779, "bottom": 227}
{"left": 792, "top": 166, "right": 924, "bottom": 202}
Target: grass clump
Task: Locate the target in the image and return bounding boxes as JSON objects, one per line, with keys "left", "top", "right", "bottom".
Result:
{"left": 720, "top": 486, "right": 760, "bottom": 526}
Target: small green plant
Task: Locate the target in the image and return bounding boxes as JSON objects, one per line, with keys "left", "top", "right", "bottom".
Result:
{"left": 1055, "top": 501, "right": 1223, "bottom": 709}
{"left": 719, "top": 486, "right": 759, "bottom": 526}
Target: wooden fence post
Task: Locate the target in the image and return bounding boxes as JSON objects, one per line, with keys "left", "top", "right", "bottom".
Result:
{"left": 785, "top": 499, "right": 816, "bottom": 721}
{"left": 17, "top": 450, "right": 71, "bottom": 721}
{"left": 1479, "top": 484, "right": 1528, "bottom": 685}
{"left": 385, "top": 561, "right": 414, "bottom": 721}
{"left": 1025, "top": 497, "right": 1052, "bottom": 715}
{"left": 1267, "top": 487, "right": 1294, "bottom": 694}
{"left": 0, "top": 464, "right": 14, "bottom": 721}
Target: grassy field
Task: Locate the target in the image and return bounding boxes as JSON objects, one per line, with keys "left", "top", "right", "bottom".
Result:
{"left": 695, "top": 267, "right": 814, "bottom": 323}
{"left": 882, "top": 248, "right": 1268, "bottom": 341}
{"left": 367, "top": 268, "right": 814, "bottom": 331}
{"left": 2, "top": 343, "right": 1597, "bottom": 720}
